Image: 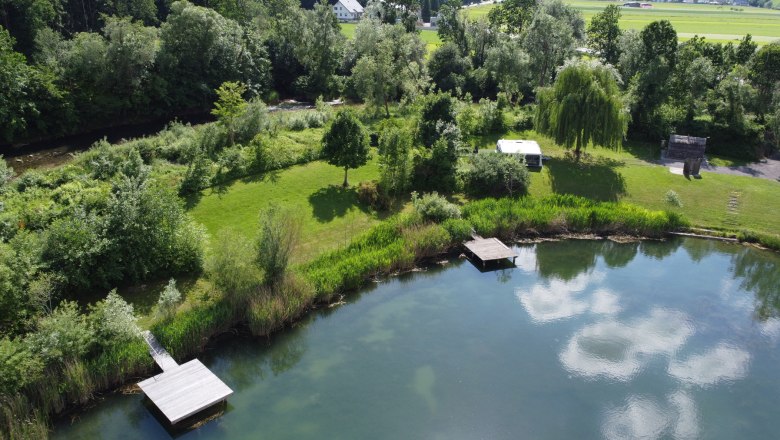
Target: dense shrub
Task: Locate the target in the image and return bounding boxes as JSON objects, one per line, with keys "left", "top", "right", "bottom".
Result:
{"left": 206, "top": 229, "right": 263, "bottom": 302}
{"left": 418, "top": 92, "right": 456, "bottom": 147}
{"left": 25, "top": 301, "right": 94, "bottom": 364}
{"left": 357, "top": 180, "right": 391, "bottom": 211}
{"left": 89, "top": 290, "right": 140, "bottom": 348}
{"left": 412, "top": 192, "right": 461, "bottom": 222}
{"left": 461, "top": 153, "right": 530, "bottom": 197}
{"left": 256, "top": 205, "right": 301, "bottom": 283}
{"left": 477, "top": 98, "right": 507, "bottom": 134}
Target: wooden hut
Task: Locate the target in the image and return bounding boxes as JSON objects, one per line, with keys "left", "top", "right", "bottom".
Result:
{"left": 666, "top": 135, "right": 707, "bottom": 160}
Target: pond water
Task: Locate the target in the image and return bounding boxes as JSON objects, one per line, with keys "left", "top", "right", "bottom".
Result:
{"left": 54, "top": 238, "right": 780, "bottom": 439}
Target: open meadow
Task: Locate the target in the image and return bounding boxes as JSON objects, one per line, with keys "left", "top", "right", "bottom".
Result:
{"left": 465, "top": 0, "right": 780, "bottom": 44}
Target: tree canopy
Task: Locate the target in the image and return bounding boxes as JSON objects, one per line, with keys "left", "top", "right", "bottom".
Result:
{"left": 322, "top": 111, "right": 371, "bottom": 186}
{"left": 536, "top": 60, "right": 628, "bottom": 160}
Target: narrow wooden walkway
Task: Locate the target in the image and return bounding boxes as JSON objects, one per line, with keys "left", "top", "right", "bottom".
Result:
{"left": 463, "top": 233, "right": 518, "bottom": 267}
{"left": 138, "top": 331, "right": 233, "bottom": 424}
{"left": 142, "top": 330, "right": 179, "bottom": 372}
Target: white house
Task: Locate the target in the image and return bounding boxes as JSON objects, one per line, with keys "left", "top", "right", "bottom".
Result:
{"left": 496, "top": 139, "right": 543, "bottom": 167}
{"left": 332, "top": 0, "right": 364, "bottom": 21}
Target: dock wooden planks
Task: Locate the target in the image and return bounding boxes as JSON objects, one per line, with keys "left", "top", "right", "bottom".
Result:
{"left": 138, "top": 331, "right": 233, "bottom": 424}
{"left": 138, "top": 359, "right": 233, "bottom": 424}
{"left": 463, "top": 236, "right": 518, "bottom": 266}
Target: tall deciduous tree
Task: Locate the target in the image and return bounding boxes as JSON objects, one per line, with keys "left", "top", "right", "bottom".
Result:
{"left": 488, "top": 0, "right": 537, "bottom": 35}
{"left": 437, "top": 0, "right": 467, "bottom": 52}
{"left": 211, "top": 81, "right": 248, "bottom": 146}
{"left": 378, "top": 121, "right": 413, "bottom": 196}
{"left": 750, "top": 42, "right": 780, "bottom": 117}
{"left": 485, "top": 36, "right": 530, "bottom": 103}
{"left": 536, "top": 60, "right": 628, "bottom": 161}
{"left": 587, "top": 4, "right": 622, "bottom": 66}
{"left": 322, "top": 111, "right": 371, "bottom": 187}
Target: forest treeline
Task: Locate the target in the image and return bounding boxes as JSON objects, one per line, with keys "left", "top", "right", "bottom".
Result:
{"left": 2, "top": 0, "right": 779, "bottom": 157}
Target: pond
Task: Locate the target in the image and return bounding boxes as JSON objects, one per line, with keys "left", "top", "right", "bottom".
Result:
{"left": 54, "top": 238, "right": 780, "bottom": 439}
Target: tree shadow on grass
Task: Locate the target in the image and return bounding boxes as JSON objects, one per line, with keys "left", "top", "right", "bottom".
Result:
{"left": 546, "top": 156, "right": 627, "bottom": 202}
{"left": 308, "top": 185, "right": 370, "bottom": 223}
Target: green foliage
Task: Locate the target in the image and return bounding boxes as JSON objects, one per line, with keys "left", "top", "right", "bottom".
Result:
{"left": 89, "top": 290, "right": 141, "bottom": 347}
{"left": 522, "top": 0, "right": 580, "bottom": 87}
{"left": 412, "top": 191, "right": 461, "bottom": 222}
{"left": 429, "top": 42, "right": 472, "bottom": 94}
{"left": 25, "top": 301, "right": 94, "bottom": 364}
{"left": 0, "top": 232, "right": 43, "bottom": 335}
{"left": 641, "top": 20, "right": 678, "bottom": 68}
{"left": 418, "top": 92, "right": 456, "bottom": 147}
{"left": 378, "top": 121, "right": 413, "bottom": 196}
{"left": 749, "top": 42, "right": 780, "bottom": 114}
{"left": 206, "top": 229, "right": 262, "bottom": 302}
{"left": 350, "top": 20, "right": 427, "bottom": 116}
{"left": 476, "top": 98, "right": 507, "bottom": 134}
{"left": 248, "top": 274, "right": 316, "bottom": 336}
{"left": 488, "top": 0, "right": 538, "bottom": 34}
{"left": 485, "top": 36, "right": 530, "bottom": 102}
{"left": 413, "top": 121, "right": 462, "bottom": 192}
{"left": 212, "top": 81, "right": 248, "bottom": 146}
{"left": 179, "top": 149, "right": 212, "bottom": 196}
{"left": 256, "top": 205, "right": 301, "bottom": 284}
{"left": 536, "top": 59, "right": 628, "bottom": 160}
{"left": 294, "top": 0, "right": 347, "bottom": 99}
{"left": 587, "top": 4, "right": 622, "bottom": 65}
{"left": 462, "top": 152, "right": 530, "bottom": 197}
{"left": 322, "top": 110, "right": 371, "bottom": 186}
{"left": 357, "top": 180, "right": 391, "bottom": 211}
{"left": 0, "top": 338, "right": 44, "bottom": 395}
{"left": 665, "top": 190, "right": 683, "bottom": 207}
{"left": 157, "top": 279, "right": 182, "bottom": 317}
{"left": 151, "top": 297, "right": 235, "bottom": 359}
{"left": 0, "top": 157, "right": 13, "bottom": 190}
{"left": 437, "top": 0, "right": 467, "bottom": 52}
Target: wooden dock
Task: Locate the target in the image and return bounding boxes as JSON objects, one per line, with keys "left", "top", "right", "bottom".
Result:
{"left": 138, "top": 332, "right": 233, "bottom": 424}
{"left": 463, "top": 235, "right": 518, "bottom": 267}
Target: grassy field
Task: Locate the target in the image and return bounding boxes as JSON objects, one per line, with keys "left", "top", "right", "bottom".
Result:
{"left": 188, "top": 156, "right": 391, "bottom": 263}
{"left": 466, "top": 0, "right": 780, "bottom": 44}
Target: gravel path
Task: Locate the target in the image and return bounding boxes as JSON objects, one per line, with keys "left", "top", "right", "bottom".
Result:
{"left": 660, "top": 152, "right": 780, "bottom": 182}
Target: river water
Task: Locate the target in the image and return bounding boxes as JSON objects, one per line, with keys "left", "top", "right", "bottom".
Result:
{"left": 53, "top": 238, "right": 780, "bottom": 439}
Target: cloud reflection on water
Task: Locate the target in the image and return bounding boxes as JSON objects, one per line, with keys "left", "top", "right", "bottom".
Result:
{"left": 668, "top": 343, "right": 750, "bottom": 387}
{"left": 560, "top": 309, "right": 693, "bottom": 381}
{"left": 517, "top": 272, "right": 620, "bottom": 323}
{"left": 602, "top": 391, "right": 699, "bottom": 440}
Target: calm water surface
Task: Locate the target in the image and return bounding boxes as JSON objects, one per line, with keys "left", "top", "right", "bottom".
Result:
{"left": 54, "top": 238, "right": 780, "bottom": 439}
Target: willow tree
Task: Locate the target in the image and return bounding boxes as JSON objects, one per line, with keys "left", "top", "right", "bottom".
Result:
{"left": 535, "top": 60, "right": 628, "bottom": 161}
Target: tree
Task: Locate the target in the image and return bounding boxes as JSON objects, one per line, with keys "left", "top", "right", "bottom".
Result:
{"left": 378, "top": 121, "right": 413, "bottom": 196}
{"left": 485, "top": 36, "right": 531, "bottom": 103}
{"left": 523, "top": 10, "right": 576, "bottom": 87}
{"left": 157, "top": 278, "right": 182, "bottom": 317}
{"left": 488, "top": 0, "right": 537, "bottom": 34}
{"left": 672, "top": 55, "right": 715, "bottom": 122}
{"left": 750, "top": 42, "right": 780, "bottom": 116}
{"left": 256, "top": 205, "right": 301, "bottom": 284}
{"left": 293, "top": 0, "right": 346, "bottom": 98}
{"left": 641, "top": 20, "right": 678, "bottom": 69}
{"left": 709, "top": 65, "right": 756, "bottom": 130}
{"left": 437, "top": 0, "right": 467, "bottom": 52}
{"left": 429, "top": 42, "right": 472, "bottom": 95}
{"left": 322, "top": 111, "right": 371, "bottom": 187}
{"left": 536, "top": 60, "right": 628, "bottom": 161}
{"left": 418, "top": 92, "right": 456, "bottom": 147}
{"left": 587, "top": 4, "right": 622, "bottom": 66}
{"left": 89, "top": 290, "right": 140, "bottom": 347}
{"left": 211, "top": 81, "right": 248, "bottom": 146}
{"left": 351, "top": 21, "right": 427, "bottom": 116}
{"left": 421, "top": 0, "right": 431, "bottom": 22}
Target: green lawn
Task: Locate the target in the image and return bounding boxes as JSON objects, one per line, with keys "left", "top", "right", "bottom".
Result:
{"left": 498, "top": 131, "right": 780, "bottom": 235}
{"left": 188, "top": 156, "right": 390, "bottom": 263}
{"left": 466, "top": 0, "right": 780, "bottom": 45}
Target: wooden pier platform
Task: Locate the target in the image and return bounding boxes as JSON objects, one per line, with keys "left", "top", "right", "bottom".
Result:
{"left": 138, "top": 332, "right": 233, "bottom": 424}
{"left": 463, "top": 235, "right": 518, "bottom": 267}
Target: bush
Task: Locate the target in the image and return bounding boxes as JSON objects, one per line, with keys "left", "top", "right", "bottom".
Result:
{"left": 287, "top": 115, "right": 308, "bottom": 131}
{"left": 179, "top": 150, "right": 212, "bottom": 196}
{"left": 0, "top": 156, "right": 13, "bottom": 190}
{"left": 418, "top": 93, "right": 456, "bottom": 147}
{"left": 157, "top": 278, "right": 182, "bottom": 317}
{"left": 462, "top": 152, "right": 530, "bottom": 197}
{"left": 0, "top": 338, "right": 44, "bottom": 395}
{"left": 256, "top": 205, "right": 301, "bottom": 283}
{"left": 247, "top": 273, "right": 316, "bottom": 336}
{"left": 412, "top": 191, "right": 461, "bottom": 222}
{"left": 25, "top": 301, "right": 94, "bottom": 364}
{"left": 477, "top": 98, "right": 507, "bottom": 134}
{"left": 357, "top": 181, "right": 391, "bottom": 211}
{"left": 665, "top": 189, "right": 683, "bottom": 207}
{"left": 89, "top": 290, "right": 140, "bottom": 348}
